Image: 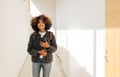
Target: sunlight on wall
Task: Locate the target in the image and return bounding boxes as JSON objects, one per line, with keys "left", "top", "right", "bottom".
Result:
{"left": 57, "top": 29, "right": 94, "bottom": 76}
{"left": 30, "top": 0, "right": 41, "bottom": 17}
{"left": 57, "top": 30, "right": 67, "bottom": 49}
{"left": 96, "top": 29, "right": 105, "bottom": 77}
{"left": 67, "top": 29, "right": 94, "bottom": 76}
{"left": 56, "top": 29, "right": 105, "bottom": 77}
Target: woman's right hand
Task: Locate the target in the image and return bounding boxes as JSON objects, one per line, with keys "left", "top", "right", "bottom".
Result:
{"left": 38, "top": 50, "right": 47, "bottom": 56}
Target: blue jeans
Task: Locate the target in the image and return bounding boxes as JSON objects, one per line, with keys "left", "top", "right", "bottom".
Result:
{"left": 32, "top": 61, "right": 52, "bottom": 77}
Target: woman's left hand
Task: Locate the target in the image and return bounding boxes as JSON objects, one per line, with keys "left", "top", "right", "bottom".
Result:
{"left": 40, "top": 41, "right": 50, "bottom": 48}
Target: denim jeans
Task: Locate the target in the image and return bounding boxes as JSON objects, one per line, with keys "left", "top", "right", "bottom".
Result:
{"left": 32, "top": 61, "right": 52, "bottom": 77}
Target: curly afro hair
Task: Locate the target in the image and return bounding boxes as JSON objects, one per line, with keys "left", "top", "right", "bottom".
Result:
{"left": 31, "top": 14, "right": 52, "bottom": 32}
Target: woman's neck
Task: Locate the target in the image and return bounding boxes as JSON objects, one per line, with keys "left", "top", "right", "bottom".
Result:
{"left": 39, "top": 29, "right": 45, "bottom": 33}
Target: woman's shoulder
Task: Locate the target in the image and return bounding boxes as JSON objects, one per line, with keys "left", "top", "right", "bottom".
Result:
{"left": 30, "top": 32, "right": 38, "bottom": 39}
{"left": 31, "top": 32, "right": 37, "bottom": 36}
{"left": 47, "top": 31, "right": 53, "bottom": 34}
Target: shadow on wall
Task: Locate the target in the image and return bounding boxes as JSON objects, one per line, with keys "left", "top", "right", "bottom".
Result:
{"left": 55, "top": 46, "right": 93, "bottom": 77}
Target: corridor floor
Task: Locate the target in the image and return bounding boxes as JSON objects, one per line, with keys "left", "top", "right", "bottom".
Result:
{"left": 18, "top": 53, "right": 66, "bottom": 77}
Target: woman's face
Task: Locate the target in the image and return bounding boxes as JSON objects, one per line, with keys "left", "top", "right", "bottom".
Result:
{"left": 37, "top": 19, "right": 45, "bottom": 31}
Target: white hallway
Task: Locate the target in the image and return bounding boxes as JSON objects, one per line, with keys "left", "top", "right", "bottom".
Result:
{"left": 0, "top": 0, "right": 105, "bottom": 77}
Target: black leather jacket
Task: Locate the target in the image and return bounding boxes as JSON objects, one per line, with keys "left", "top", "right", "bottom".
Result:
{"left": 27, "top": 31, "right": 57, "bottom": 63}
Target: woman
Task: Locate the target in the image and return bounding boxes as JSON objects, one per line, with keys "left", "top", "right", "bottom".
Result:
{"left": 27, "top": 14, "right": 57, "bottom": 77}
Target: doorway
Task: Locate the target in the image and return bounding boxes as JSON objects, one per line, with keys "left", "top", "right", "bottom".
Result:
{"left": 105, "top": 0, "right": 120, "bottom": 77}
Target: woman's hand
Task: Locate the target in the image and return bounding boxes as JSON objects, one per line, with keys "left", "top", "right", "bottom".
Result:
{"left": 40, "top": 41, "right": 50, "bottom": 48}
{"left": 38, "top": 50, "right": 47, "bottom": 56}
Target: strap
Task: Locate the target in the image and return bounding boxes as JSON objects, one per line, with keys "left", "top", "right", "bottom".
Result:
{"left": 49, "top": 32, "right": 52, "bottom": 40}
{"left": 32, "top": 32, "right": 37, "bottom": 40}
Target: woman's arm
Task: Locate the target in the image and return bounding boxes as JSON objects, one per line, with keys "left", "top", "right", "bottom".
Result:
{"left": 27, "top": 33, "right": 38, "bottom": 56}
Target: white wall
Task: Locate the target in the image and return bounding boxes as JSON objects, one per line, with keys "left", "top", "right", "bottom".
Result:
{"left": 56, "top": 0, "right": 105, "bottom": 29}
{"left": 0, "top": 0, "right": 31, "bottom": 77}
{"left": 31, "top": 0, "right": 56, "bottom": 29}
{"left": 56, "top": 0, "right": 105, "bottom": 77}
